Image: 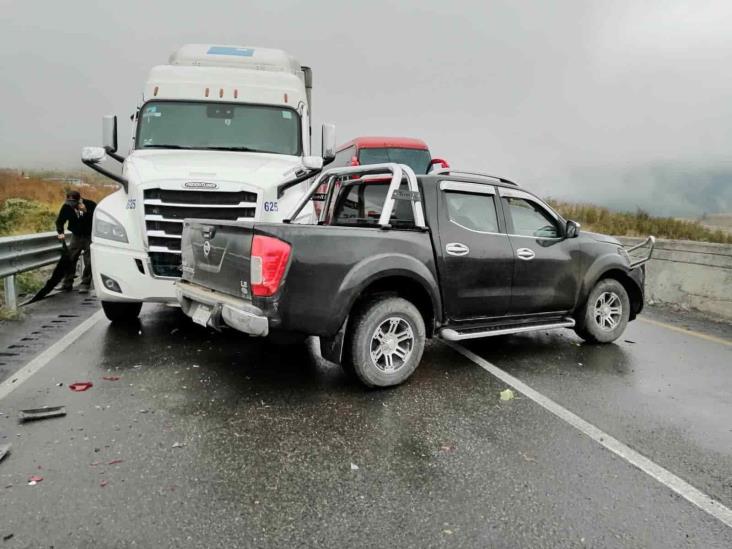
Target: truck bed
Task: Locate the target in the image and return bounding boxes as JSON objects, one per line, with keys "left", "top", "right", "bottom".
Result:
{"left": 179, "top": 219, "right": 439, "bottom": 337}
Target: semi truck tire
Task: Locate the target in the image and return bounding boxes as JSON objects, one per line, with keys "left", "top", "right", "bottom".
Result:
{"left": 102, "top": 301, "right": 142, "bottom": 323}
{"left": 574, "top": 278, "right": 630, "bottom": 343}
{"left": 346, "top": 296, "right": 425, "bottom": 388}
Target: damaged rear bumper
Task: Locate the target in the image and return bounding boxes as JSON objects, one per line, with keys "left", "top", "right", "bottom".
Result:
{"left": 175, "top": 280, "right": 269, "bottom": 337}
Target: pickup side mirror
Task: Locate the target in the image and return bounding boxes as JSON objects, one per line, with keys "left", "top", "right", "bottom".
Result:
{"left": 566, "top": 219, "right": 581, "bottom": 238}
{"left": 321, "top": 123, "right": 336, "bottom": 165}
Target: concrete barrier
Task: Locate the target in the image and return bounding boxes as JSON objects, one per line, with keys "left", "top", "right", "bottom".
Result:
{"left": 617, "top": 237, "right": 732, "bottom": 322}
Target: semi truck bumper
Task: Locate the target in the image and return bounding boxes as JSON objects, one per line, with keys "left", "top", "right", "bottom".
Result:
{"left": 91, "top": 242, "right": 177, "bottom": 303}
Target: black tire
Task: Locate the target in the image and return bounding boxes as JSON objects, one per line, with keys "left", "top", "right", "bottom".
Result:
{"left": 102, "top": 301, "right": 142, "bottom": 323}
{"left": 574, "top": 279, "right": 630, "bottom": 343}
{"left": 345, "top": 297, "right": 426, "bottom": 388}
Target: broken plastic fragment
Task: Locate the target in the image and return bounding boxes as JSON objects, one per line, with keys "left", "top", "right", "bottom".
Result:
{"left": 27, "top": 475, "right": 43, "bottom": 485}
{"left": 69, "top": 382, "right": 93, "bottom": 392}
{"left": 100, "top": 480, "right": 108, "bottom": 488}
{"left": 102, "top": 376, "right": 120, "bottom": 381}
{"left": 107, "top": 459, "right": 124, "bottom": 465}
{"left": 0, "top": 444, "right": 10, "bottom": 463}
{"left": 350, "top": 463, "right": 359, "bottom": 471}
{"left": 499, "top": 389, "right": 515, "bottom": 401}
{"left": 172, "top": 442, "right": 185, "bottom": 448}
{"left": 19, "top": 406, "right": 66, "bottom": 422}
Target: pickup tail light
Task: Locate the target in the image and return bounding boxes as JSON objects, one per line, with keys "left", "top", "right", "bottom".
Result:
{"left": 250, "top": 235, "right": 291, "bottom": 297}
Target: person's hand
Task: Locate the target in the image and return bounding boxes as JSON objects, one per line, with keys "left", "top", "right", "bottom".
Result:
{"left": 77, "top": 201, "right": 87, "bottom": 213}
{"left": 57, "top": 234, "right": 65, "bottom": 240}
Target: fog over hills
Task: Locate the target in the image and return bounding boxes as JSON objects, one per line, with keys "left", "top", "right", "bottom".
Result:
{"left": 547, "top": 163, "right": 732, "bottom": 217}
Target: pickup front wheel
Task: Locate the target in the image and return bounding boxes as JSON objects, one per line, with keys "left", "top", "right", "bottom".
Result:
{"left": 346, "top": 297, "right": 426, "bottom": 388}
{"left": 574, "top": 279, "right": 630, "bottom": 343}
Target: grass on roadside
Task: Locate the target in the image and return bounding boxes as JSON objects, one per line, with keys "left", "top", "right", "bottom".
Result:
{"left": 548, "top": 200, "right": 732, "bottom": 244}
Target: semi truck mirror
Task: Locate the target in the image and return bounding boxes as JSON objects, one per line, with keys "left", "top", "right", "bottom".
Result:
{"left": 81, "top": 146, "right": 107, "bottom": 164}
{"left": 102, "top": 115, "right": 118, "bottom": 153}
{"left": 322, "top": 123, "right": 336, "bottom": 164}
{"left": 303, "top": 156, "right": 324, "bottom": 170}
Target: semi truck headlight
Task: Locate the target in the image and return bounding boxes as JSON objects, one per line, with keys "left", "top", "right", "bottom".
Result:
{"left": 94, "top": 209, "right": 128, "bottom": 243}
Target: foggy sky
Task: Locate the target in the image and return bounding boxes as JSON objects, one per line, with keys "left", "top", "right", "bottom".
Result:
{"left": 1, "top": 0, "right": 730, "bottom": 214}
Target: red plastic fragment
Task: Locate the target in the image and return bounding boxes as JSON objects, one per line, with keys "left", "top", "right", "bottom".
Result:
{"left": 102, "top": 376, "right": 120, "bottom": 381}
{"left": 107, "top": 459, "right": 124, "bottom": 465}
{"left": 28, "top": 475, "right": 43, "bottom": 483}
{"left": 100, "top": 480, "right": 108, "bottom": 488}
{"left": 69, "top": 382, "right": 93, "bottom": 392}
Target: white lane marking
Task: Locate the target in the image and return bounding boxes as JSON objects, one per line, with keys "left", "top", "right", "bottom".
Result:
{"left": 0, "top": 310, "right": 105, "bottom": 402}
{"left": 445, "top": 341, "right": 732, "bottom": 530}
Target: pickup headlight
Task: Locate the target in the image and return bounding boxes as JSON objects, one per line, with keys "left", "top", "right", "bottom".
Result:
{"left": 94, "top": 209, "right": 128, "bottom": 243}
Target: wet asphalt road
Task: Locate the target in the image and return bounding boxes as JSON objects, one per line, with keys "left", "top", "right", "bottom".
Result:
{"left": 0, "top": 300, "right": 730, "bottom": 548}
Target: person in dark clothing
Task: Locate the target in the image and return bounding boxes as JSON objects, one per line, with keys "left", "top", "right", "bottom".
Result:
{"left": 56, "top": 190, "right": 96, "bottom": 292}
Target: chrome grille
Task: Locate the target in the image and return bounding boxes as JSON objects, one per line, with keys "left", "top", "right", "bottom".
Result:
{"left": 143, "top": 187, "right": 257, "bottom": 277}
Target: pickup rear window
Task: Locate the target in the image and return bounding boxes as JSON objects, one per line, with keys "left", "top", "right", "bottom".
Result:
{"left": 330, "top": 180, "right": 415, "bottom": 228}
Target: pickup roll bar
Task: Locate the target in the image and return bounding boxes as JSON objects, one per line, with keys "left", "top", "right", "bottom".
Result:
{"left": 283, "top": 163, "right": 426, "bottom": 229}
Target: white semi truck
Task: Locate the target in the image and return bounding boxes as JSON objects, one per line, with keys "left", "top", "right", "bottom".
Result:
{"left": 81, "top": 44, "right": 335, "bottom": 321}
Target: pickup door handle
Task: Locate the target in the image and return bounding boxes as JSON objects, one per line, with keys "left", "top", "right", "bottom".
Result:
{"left": 446, "top": 242, "right": 470, "bottom": 256}
{"left": 516, "top": 247, "right": 535, "bottom": 260}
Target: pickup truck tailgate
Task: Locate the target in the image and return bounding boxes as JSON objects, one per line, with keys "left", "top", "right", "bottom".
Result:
{"left": 180, "top": 220, "right": 253, "bottom": 299}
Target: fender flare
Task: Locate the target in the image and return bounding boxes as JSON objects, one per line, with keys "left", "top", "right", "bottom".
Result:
{"left": 334, "top": 252, "right": 442, "bottom": 329}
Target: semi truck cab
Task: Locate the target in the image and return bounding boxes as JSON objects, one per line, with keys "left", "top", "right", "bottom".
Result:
{"left": 81, "top": 45, "right": 335, "bottom": 321}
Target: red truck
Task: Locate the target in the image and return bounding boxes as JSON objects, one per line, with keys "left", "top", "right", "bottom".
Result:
{"left": 332, "top": 136, "right": 448, "bottom": 175}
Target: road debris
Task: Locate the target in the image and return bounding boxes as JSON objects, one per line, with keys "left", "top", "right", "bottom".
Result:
{"left": 500, "top": 388, "right": 515, "bottom": 401}
{"left": 27, "top": 475, "right": 43, "bottom": 486}
{"left": 102, "top": 376, "right": 121, "bottom": 381}
{"left": 172, "top": 442, "right": 185, "bottom": 448}
{"left": 100, "top": 480, "right": 109, "bottom": 488}
{"left": 350, "top": 463, "right": 359, "bottom": 471}
{"left": 18, "top": 406, "right": 66, "bottom": 422}
{"left": 439, "top": 443, "right": 456, "bottom": 453}
{"left": 624, "top": 339, "right": 637, "bottom": 344}
{"left": 0, "top": 444, "right": 10, "bottom": 463}
{"left": 108, "top": 459, "right": 124, "bottom": 465}
{"left": 2, "top": 533, "right": 14, "bottom": 541}
{"left": 69, "top": 382, "right": 93, "bottom": 392}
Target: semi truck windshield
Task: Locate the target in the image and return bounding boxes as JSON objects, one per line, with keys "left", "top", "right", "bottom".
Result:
{"left": 358, "top": 147, "right": 432, "bottom": 174}
{"left": 136, "top": 101, "right": 302, "bottom": 156}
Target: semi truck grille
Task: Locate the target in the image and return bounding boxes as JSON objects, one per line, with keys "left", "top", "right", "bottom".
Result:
{"left": 143, "top": 187, "right": 257, "bottom": 277}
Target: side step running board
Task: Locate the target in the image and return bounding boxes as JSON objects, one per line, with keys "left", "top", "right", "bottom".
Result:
{"left": 440, "top": 319, "right": 575, "bottom": 341}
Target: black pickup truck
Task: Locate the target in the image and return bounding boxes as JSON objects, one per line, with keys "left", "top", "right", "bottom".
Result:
{"left": 176, "top": 164, "right": 654, "bottom": 388}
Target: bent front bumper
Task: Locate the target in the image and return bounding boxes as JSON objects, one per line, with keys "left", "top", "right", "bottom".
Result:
{"left": 175, "top": 280, "right": 269, "bottom": 337}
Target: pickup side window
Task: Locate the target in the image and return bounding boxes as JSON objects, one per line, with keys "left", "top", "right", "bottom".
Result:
{"left": 330, "top": 181, "right": 415, "bottom": 228}
{"left": 445, "top": 192, "right": 500, "bottom": 233}
{"left": 503, "top": 196, "right": 560, "bottom": 238}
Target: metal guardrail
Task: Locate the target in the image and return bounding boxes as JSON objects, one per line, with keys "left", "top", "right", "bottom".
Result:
{"left": 0, "top": 231, "right": 68, "bottom": 311}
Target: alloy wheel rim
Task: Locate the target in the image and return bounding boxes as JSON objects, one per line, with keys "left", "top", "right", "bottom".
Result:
{"left": 370, "top": 317, "right": 414, "bottom": 372}
{"left": 593, "top": 291, "right": 622, "bottom": 331}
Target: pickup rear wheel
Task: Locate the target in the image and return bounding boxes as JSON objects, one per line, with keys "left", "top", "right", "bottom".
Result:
{"left": 101, "top": 301, "right": 142, "bottom": 323}
{"left": 346, "top": 297, "right": 426, "bottom": 388}
{"left": 574, "top": 279, "right": 630, "bottom": 343}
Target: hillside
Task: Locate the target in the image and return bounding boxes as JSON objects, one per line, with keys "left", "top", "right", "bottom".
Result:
{"left": 0, "top": 169, "right": 117, "bottom": 236}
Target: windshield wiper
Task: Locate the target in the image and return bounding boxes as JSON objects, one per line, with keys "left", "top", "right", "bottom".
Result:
{"left": 200, "top": 146, "right": 272, "bottom": 154}
{"left": 141, "top": 144, "right": 195, "bottom": 150}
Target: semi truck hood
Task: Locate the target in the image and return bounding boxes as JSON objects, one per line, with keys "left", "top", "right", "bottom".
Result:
{"left": 125, "top": 150, "right": 305, "bottom": 186}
